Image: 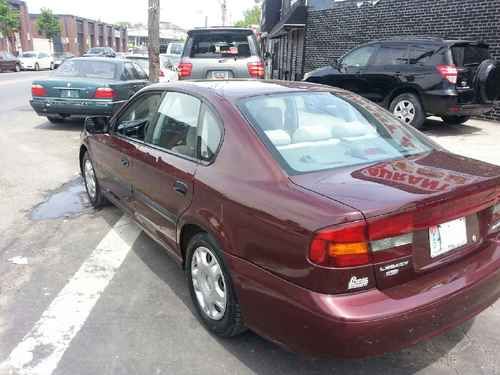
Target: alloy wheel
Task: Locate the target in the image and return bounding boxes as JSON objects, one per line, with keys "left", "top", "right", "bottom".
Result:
{"left": 83, "top": 159, "right": 97, "bottom": 200}
{"left": 191, "top": 246, "right": 227, "bottom": 321}
{"left": 393, "top": 100, "right": 416, "bottom": 125}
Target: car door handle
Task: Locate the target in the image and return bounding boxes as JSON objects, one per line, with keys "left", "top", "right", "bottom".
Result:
{"left": 173, "top": 180, "right": 188, "bottom": 195}
{"left": 120, "top": 158, "right": 129, "bottom": 167}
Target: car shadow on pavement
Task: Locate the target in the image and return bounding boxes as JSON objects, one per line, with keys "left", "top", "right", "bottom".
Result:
{"left": 35, "top": 118, "right": 85, "bottom": 132}
{"left": 133, "top": 232, "right": 474, "bottom": 375}
{"left": 423, "top": 118, "right": 483, "bottom": 137}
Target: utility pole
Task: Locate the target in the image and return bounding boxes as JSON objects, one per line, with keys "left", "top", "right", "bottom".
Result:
{"left": 148, "top": 0, "right": 160, "bottom": 83}
{"left": 219, "top": 0, "right": 227, "bottom": 26}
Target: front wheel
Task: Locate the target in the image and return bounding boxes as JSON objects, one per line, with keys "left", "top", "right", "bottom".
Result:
{"left": 82, "top": 152, "right": 107, "bottom": 208}
{"left": 15, "top": 64, "right": 21, "bottom": 72}
{"left": 441, "top": 115, "right": 471, "bottom": 125}
{"left": 34, "top": 63, "right": 40, "bottom": 71}
{"left": 186, "top": 233, "right": 246, "bottom": 338}
{"left": 389, "top": 93, "right": 425, "bottom": 129}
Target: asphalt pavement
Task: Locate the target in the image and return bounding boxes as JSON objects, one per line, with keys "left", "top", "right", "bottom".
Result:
{"left": 0, "top": 70, "right": 500, "bottom": 375}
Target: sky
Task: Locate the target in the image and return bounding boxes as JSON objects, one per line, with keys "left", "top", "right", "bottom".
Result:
{"left": 26, "top": 0, "right": 258, "bottom": 30}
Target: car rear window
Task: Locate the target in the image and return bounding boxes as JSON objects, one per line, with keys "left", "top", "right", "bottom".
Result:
{"left": 188, "top": 32, "right": 254, "bottom": 59}
{"left": 451, "top": 45, "right": 490, "bottom": 67}
{"left": 240, "top": 92, "right": 433, "bottom": 174}
{"left": 54, "top": 60, "right": 118, "bottom": 80}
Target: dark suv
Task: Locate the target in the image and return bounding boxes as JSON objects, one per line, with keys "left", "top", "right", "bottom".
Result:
{"left": 304, "top": 37, "right": 500, "bottom": 128}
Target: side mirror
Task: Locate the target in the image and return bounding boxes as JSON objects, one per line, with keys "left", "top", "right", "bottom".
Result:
{"left": 85, "top": 116, "right": 110, "bottom": 134}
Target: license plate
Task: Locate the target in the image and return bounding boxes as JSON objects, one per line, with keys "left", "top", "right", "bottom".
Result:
{"left": 210, "top": 71, "right": 229, "bottom": 80}
{"left": 60, "top": 89, "right": 79, "bottom": 98}
{"left": 429, "top": 217, "right": 468, "bottom": 258}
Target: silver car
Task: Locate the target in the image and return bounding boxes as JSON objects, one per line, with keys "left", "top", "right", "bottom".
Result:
{"left": 178, "top": 27, "right": 264, "bottom": 80}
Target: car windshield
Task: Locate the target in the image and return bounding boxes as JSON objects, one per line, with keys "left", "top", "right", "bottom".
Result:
{"left": 160, "top": 54, "right": 180, "bottom": 68}
{"left": 168, "top": 43, "right": 184, "bottom": 55}
{"left": 127, "top": 57, "right": 149, "bottom": 71}
{"left": 22, "top": 52, "right": 36, "bottom": 58}
{"left": 189, "top": 32, "right": 253, "bottom": 58}
{"left": 451, "top": 44, "right": 490, "bottom": 67}
{"left": 88, "top": 48, "right": 106, "bottom": 54}
{"left": 240, "top": 92, "right": 434, "bottom": 174}
{"left": 54, "top": 60, "right": 117, "bottom": 79}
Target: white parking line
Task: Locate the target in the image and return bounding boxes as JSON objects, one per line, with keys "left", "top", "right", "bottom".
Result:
{"left": 0, "top": 215, "right": 141, "bottom": 375}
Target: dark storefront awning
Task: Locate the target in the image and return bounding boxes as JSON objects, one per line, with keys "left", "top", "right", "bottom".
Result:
{"left": 268, "top": 4, "right": 306, "bottom": 39}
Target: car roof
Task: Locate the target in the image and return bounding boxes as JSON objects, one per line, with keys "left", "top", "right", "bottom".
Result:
{"left": 369, "top": 36, "right": 486, "bottom": 46}
{"left": 70, "top": 57, "right": 123, "bottom": 64}
{"left": 188, "top": 27, "right": 253, "bottom": 34}
{"left": 143, "top": 79, "right": 343, "bottom": 101}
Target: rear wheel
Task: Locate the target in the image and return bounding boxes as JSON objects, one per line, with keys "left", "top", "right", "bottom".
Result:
{"left": 441, "top": 115, "right": 471, "bottom": 125}
{"left": 389, "top": 93, "right": 425, "bottom": 129}
{"left": 15, "top": 64, "right": 21, "bottom": 72}
{"left": 82, "top": 152, "right": 107, "bottom": 208}
{"left": 186, "top": 233, "right": 246, "bottom": 338}
{"left": 47, "top": 116, "right": 61, "bottom": 123}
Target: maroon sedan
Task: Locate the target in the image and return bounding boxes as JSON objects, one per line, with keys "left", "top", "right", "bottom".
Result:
{"left": 80, "top": 80, "right": 500, "bottom": 358}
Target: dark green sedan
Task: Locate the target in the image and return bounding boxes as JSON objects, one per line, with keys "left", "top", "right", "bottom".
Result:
{"left": 30, "top": 57, "right": 149, "bottom": 123}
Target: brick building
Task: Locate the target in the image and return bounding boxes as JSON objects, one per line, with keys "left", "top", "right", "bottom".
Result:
{"left": 0, "top": 0, "right": 33, "bottom": 53}
{"left": 29, "top": 14, "right": 128, "bottom": 56}
{"left": 262, "top": 0, "right": 500, "bottom": 121}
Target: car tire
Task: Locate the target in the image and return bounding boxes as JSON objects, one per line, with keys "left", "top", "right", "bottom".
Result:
{"left": 441, "top": 115, "right": 471, "bottom": 125}
{"left": 389, "top": 93, "right": 425, "bottom": 129}
{"left": 82, "top": 152, "right": 107, "bottom": 208}
{"left": 15, "top": 64, "right": 21, "bottom": 72}
{"left": 50, "top": 62, "right": 54, "bottom": 70}
{"left": 47, "top": 116, "right": 61, "bottom": 123}
{"left": 34, "top": 63, "right": 40, "bottom": 71}
{"left": 186, "top": 233, "right": 246, "bottom": 338}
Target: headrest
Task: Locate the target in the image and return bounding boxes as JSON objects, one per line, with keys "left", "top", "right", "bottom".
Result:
{"left": 292, "top": 126, "right": 332, "bottom": 143}
{"left": 265, "top": 129, "right": 291, "bottom": 146}
{"left": 254, "top": 107, "right": 283, "bottom": 131}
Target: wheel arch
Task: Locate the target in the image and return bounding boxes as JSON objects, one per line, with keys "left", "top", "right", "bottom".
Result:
{"left": 386, "top": 85, "right": 423, "bottom": 109}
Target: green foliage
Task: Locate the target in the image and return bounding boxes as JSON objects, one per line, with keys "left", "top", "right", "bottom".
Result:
{"left": 0, "top": 0, "right": 20, "bottom": 37}
{"left": 36, "top": 7, "right": 60, "bottom": 41}
{"left": 234, "top": 5, "right": 261, "bottom": 28}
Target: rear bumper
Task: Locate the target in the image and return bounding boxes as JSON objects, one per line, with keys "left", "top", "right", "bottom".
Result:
{"left": 227, "top": 238, "right": 500, "bottom": 358}
{"left": 422, "top": 90, "right": 494, "bottom": 117}
{"left": 30, "top": 97, "right": 127, "bottom": 117}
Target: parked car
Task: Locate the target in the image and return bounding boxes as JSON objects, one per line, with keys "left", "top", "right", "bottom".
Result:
{"left": 83, "top": 47, "right": 117, "bottom": 58}
{"left": 304, "top": 37, "right": 500, "bottom": 128}
{"left": 79, "top": 80, "right": 500, "bottom": 358}
{"left": 19, "top": 51, "right": 53, "bottom": 71}
{"left": 159, "top": 53, "right": 180, "bottom": 82}
{"left": 30, "top": 57, "right": 149, "bottom": 123}
{"left": 0, "top": 51, "right": 21, "bottom": 72}
{"left": 179, "top": 27, "right": 264, "bottom": 80}
{"left": 166, "top": 42, "right": 184, "bottom": 56}
{"left": 52, "top": 52, "right": 74, "bottom": 69}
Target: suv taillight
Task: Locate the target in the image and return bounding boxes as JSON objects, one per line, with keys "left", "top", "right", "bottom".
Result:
{"left": 94, "top": 87, "right": 115, "bottom": 99}
{"left": 436, "top": 64, "right": 458, "bottom": 84}
{"left": 248, "top": 61, "right": 265, "bottom": 79}
{"left": 309, "top": 212, "right": 414, "bottom": 268}
{"left": 178, "top": 61, "right": 192, "bottom": 79}
{"left": 32, "top": 84, "right": 47, "bottom": 97}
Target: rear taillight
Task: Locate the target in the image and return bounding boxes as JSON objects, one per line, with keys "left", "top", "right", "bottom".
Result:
{"left": 94, "top": 87, "right": 115, "bottom": 99}
{"left": 309, "top": 214, "right": 414, "bottom": 268}
{"left": 247, "top": 61, "right": 265, "bottom": 79}
{"left": 436, "top": 64, "right": 458, "bottom": 84}
{"left": 159, "top": 69, "right": 165, "bottom": 77}
{"left": 178, "top": 61, "right": 192, "bottom": 79}
{"left": 32, "top": 84, "right": 47, "bottom": 97}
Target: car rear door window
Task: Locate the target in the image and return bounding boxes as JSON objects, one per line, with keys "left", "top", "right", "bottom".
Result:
{"left": 372, "top": 44, "right": 408, "bottom": 66}
{"left": 342, "top": 46, "right": 377, "bottom": 67}
{"left": 123, "top": 63, "right": 137, "bottom": 80}
{"left": 115, "top": 93, "right": 163, "bottom": 141}
{"left": 199, "top": 105, "right": 222, "bottom": 162}
{"left": 149, "top": 92, "right": 201, "bottom": 158}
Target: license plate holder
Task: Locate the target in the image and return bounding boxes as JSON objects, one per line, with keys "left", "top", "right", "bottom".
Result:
{"left": 60, "top": 89, "right": 79, "bottom": 98}
{"left": 210, "top": 71, "right": 229, "bottom": 80}
{"left": 429, "top": 217, "right": 468, "bottom": 258}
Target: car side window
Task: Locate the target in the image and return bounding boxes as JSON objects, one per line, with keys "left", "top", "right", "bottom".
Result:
{"left": 115, "top": 93, "right": 163, "bottom": 141}
{"left": 123, "top": 63, "right": 136, "bottom": 81}
{"left": 372, "top": 44, "right": 409, "bottom": 66}
{"left": 149, "top": 92, "right": 201, "bottom": 158}
{"left": 342, "top": 46, "right": 377, "bottom": 67}
{"left": 409, "top": 44, "right": 440, "bottom": 65}
{"left": 199, "top": 105, "right": 222, "bottom": 162}
{"left": 133, "top": 63, "right": 148, "bottom": 80}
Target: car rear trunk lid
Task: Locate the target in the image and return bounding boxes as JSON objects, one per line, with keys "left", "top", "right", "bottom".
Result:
{"left": 37, "top": 78, "right": 117, "bottom": 100}
{"left": 451, "top": 43, "right": 490, "bottom": 93}
{"left": 291, "top": 151, "right": 500, "bottom": 289}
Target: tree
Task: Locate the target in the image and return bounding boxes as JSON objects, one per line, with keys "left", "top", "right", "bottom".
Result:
{"left": 36, "top": 8, "right": 60, "bottom": 52}
{"left": 148, "top": 0, "right": 160, "bottom": 83}
{"left": 0, "top": 0, "right": 20, "bottom": 53}
{"left": 234, "top": 5, "right": 261, "bottom": 28}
